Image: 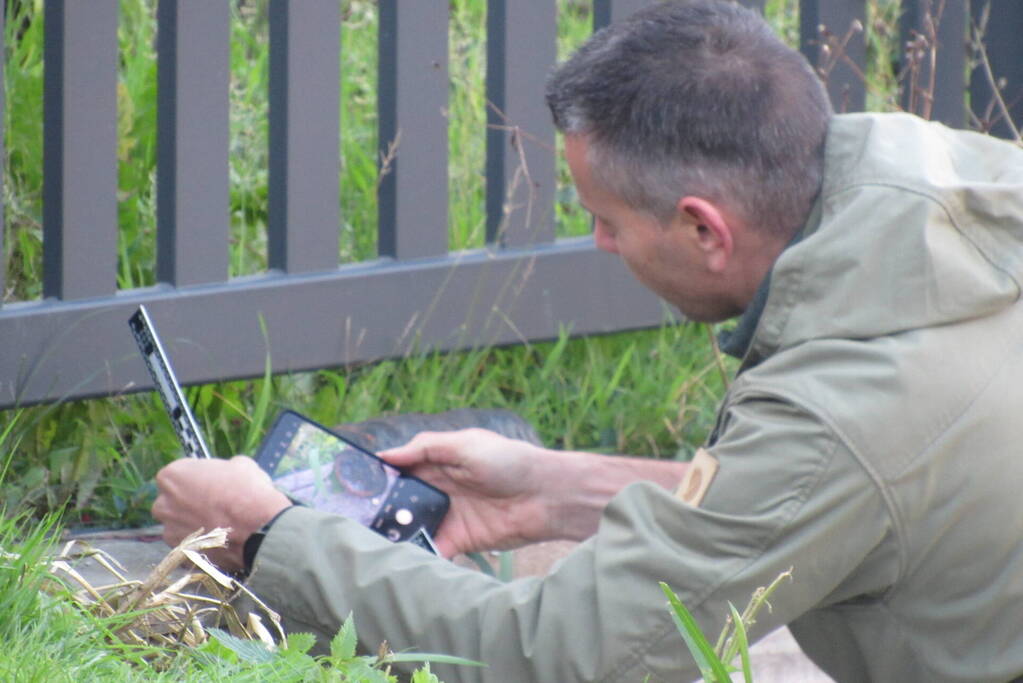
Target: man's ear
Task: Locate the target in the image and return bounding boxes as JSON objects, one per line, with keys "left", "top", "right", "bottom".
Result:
{"left": 676, "top": 197, "right": 734, "bottom": 273}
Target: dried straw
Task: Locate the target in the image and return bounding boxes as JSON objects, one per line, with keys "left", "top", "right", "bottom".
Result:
{"left": 46, "top": 527, "right": 284, "bottom": 662}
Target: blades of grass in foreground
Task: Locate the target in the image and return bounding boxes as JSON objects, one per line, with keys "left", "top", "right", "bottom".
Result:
{"left": 0, "top": 512, "right": 160, "bottom": 680}
{"left": 659, "top": 582, "right": 732, "bottom": 682}
{"left": 385, "top": 653, "right": 485, "bottom": 668}
{"left": 728, "top": 602, "right": 753, "bottom": 682}
{"left": 717, "top": 568, "right": 793, "bottom": 665}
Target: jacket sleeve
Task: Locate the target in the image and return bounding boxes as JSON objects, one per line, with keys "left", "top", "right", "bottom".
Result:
{"left": 246, "top": 396, "right": 897, "bottom": 683}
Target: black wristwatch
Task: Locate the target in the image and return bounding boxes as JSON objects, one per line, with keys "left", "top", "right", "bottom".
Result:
{"left": 241, "top": 505, "right": 296, "bottom": 577}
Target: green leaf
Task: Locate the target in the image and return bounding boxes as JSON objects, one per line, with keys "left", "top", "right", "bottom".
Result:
{"left": 331, "top": 613, "right": 359, "bottom": 662}
{"left": 196, "top": 383, "right": 215, "bottom": 414}
{"left": 659, "top": 582, "right": 732, "bottom": 682}
{"left": 194, "top": 634, "right": 239, "bottom": 666}
{"left": 385, "top": 652, "right": 486, "bottom": 667}
{"left": 283, "top": 631, "right": 317, "bottom": 656}
{"left": 0, "top": 410, "right": 23, "bottom": 449}
{"left": 539, "top": 327, "right": 571, "bottom": 381}
{"left": 271, "top": 645, "right": 318, "bottom": 679}
{"left": 243, "top": 314, "right": 275, "bottom": 454}
{"left": 411, "top": 663, "right": 441, "bottom": 683}
{"left": 20, "top": 465, "right": 48, "bottom": 490}
{"left": 464, "top": 552, "right": 496, "bottom": 576}
{"left": 206, "top": 627, "right": 277, "bottom": 664}
{"left": 334, "top": 657, "right": 390, "bottom": 682}
{"left": 497, "top": 550, "right": 515, "bottom": 582}
{"left": 727, "top": 602, "right": 753, "bottom": 683}
{"left": 602, "top": 342, "right": 636, "bottom": 402}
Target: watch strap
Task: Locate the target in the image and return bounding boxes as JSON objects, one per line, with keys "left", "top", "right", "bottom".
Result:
{"left": 242, "top": 505, "right": 296, "bottom": 576}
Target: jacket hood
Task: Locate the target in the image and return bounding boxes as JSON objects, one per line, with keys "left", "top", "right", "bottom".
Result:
{"left": 747, "top": 112, "right": 1023, "bottom": 362}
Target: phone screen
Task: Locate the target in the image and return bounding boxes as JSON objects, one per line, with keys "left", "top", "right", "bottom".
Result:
{"left": 256, "top": 411, "right": 448, "bottom": 544}
{"left": 271, "top": 420, "right": 398, "bottom": 525}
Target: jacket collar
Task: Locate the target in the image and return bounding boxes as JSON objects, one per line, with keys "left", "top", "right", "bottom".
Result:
{"left": 726, "top": 113, "right": 1023, "bottom": 370}
{"left": 718, "top": 228, "right": 806, "bottom": 362}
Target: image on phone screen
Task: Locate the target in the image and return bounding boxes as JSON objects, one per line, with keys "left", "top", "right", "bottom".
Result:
{"left": 272, "top": 421, "right": 399, "bottom": 525}
{"left": 256, "top": 411, "right": 449, "bottom": 544}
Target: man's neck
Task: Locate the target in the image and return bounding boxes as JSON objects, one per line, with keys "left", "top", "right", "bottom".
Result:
{"left": 732, "top": 229, "right": 791, "bottom": 312}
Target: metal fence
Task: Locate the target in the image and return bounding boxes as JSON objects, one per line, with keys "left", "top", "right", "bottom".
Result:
{"left": 1, "top": 0, "right": 1021, "bottom": 410}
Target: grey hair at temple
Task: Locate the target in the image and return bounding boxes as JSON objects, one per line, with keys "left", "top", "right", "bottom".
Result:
{"left": 545, "top": 0, "right": 832, "bottom": 237}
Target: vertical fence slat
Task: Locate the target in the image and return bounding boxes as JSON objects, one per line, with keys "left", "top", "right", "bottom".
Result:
{"left": 738, "top": 0, "right": 768, "bottom": 14}
{"left": 157, "top": 0, "right": 230, "bottom": 287}
{"left": 377, "top": 1, "right": 449, "bottom": 260}
{"left": 268, "top": 0, "right": 340, "bottom": 274}
{"left": 592, "top": 0, "right": 650, "bottom": 28}
{"left": 486, "top": 0, "right": 557, "bottom": 248}
{"left": 969, "top": 1, "right": 1023, "bottom": 140}
{"left": 42, "top": 0, "right": 118, "bottom": 300}
{"left": 899, "top": 0, "right": 967, "bottom": 128}
{"left": 800, "top": 0, "right": 867, "bottom": 113}
{"left": 0, "top": 4, "right": 5, "bottom": 307}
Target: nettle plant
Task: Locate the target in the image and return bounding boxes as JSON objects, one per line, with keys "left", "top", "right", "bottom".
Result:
{"left": 196, "top": 616, "right": 481, "bottom": 683}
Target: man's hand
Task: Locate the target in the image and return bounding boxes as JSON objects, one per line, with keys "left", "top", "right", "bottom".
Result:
{"left": 383, "top": 429, "right": 689, "bottom": 559}
{"left": 152, "top": 455, "right": 292, "bottom": 572}
{"left": 381, "top": 429, "right": 556, "bottom": 557}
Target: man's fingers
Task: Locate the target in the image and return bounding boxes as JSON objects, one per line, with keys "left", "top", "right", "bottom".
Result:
{"left": 434, "top": 535, "right": 458, "bottom": 559}
{"left": 379, "top": 430, "right": 465, "bottom": 467}
{"left": 377, "top": 444, "right": 418, "bottom": 466}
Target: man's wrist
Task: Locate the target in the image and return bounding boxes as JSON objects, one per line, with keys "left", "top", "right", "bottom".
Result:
{"left": 241, "top": 504, "right": 297, "bottom": 576}
{"left": 542, "top": 451, "right": 688, "bottom": 542}
{"left": 530, "top": 449, "right": 603, "bottom": 543}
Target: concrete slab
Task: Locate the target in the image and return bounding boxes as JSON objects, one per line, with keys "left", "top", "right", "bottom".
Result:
{"left": 57, "top": 527, "right": 180, "bottom": 591}
{"left": 748, "top": 627, "right": 834, "bottom": 682}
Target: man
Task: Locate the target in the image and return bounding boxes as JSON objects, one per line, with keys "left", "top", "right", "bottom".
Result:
{"left": 154, "top": 1, "right": 1023, "bottom": 680}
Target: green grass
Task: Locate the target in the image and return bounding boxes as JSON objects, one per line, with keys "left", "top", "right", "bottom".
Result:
{"left": 1, "top": 322, "right": 728, "bottom": 528}
{"left": 0, "top": 518, "right": 138, "bottom": 681}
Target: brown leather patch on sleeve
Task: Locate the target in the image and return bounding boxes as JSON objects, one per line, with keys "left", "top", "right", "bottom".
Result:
{"left": 675, "top": 448, "right": 719, "bottom": 507}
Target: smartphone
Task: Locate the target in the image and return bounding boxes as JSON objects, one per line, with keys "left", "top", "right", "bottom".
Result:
{"left": 129, "top": 305, "right": 213, "bottom": 459}
{"left": 255, "top": 410, "right": 449, "bottom": 548}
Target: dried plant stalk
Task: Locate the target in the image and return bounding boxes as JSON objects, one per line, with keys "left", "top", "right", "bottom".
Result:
{"left": 46, "top": 527, "right": 286, "bottom": 667}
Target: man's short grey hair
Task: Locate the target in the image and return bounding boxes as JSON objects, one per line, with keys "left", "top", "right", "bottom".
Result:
{"left": 546, "top": 0, "right": 832, "bottom": 237}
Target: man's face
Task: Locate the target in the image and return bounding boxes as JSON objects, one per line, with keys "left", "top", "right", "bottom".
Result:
{"left": 564, "top": 135, "right": 738, "bottom": 322}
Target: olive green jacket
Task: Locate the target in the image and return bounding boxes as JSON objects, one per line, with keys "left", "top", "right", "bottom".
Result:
{"left": 248, "top": 113, "right": 1023, "bottom": 682}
